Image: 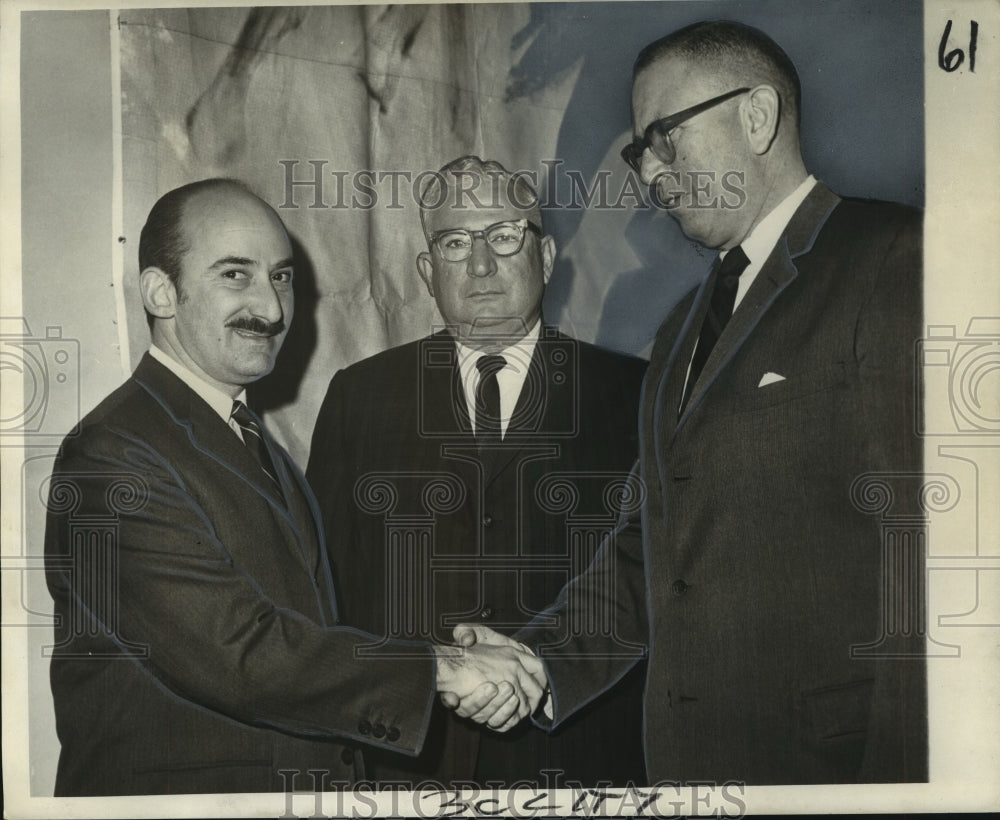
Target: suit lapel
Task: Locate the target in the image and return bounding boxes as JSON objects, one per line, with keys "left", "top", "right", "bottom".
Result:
{"left": 134, "top": 357, "right": 270, "bottom": 498}
{"left": 133, "top": 355, "right": 321, "bottom": 580}
{"left": 648, "top": 281, "right": 706, "bottom": 452}
{"left": 677, "top": 252, "right": 797, "bottom": 425}
{"left": 242, "top": 404, "right": 327, "bottom": 581}
{"left": 634, "top": 288, "right": 700, "bottom": 576}
{"left": 675, "top": 182, "right": 842, "bottom": 430}
{"left": 420, "top": 332, "right": 472, "bottom": 437}
{"left": 280, "top": 453, "right": 337, "bottom": 624}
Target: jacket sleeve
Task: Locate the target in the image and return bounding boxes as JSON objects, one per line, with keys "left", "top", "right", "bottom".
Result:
{"left": 852, "top": 206, "right": 927, "bottom": 781}
{"left": 45, "top": 424, "right": 437, "bottom": 757}
{"left": 516, "top": 460, "right": 649, "bottom": 729}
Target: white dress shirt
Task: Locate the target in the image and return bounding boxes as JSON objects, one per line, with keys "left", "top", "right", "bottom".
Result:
{"left": 455, "top": 320, "right": 542, "bottom": 439}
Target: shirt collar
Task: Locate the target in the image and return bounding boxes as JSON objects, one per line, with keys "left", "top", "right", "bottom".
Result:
{"left": 732, "top": 175, "right": 817, "bottom": 267}
{"left": 454, "top": 319, "right": 542, "bottom": 382}
{"left": 149, "top": 345, "right": 247, "bottom": 425}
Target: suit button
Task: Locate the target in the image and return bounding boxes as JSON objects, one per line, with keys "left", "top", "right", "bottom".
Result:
{"left": 358, "top": 719, "right": 372, "bottom": 735}
{"left": 341, "top": 748, "right": 355, "bottom": 765}
{"left": 671, "top": 579, "right": 689, "bottom": 596}
{"left": 373, "top": 723, "right": 387, "bottom": 739}
{"left": 482, "top": 514, "right": 494, "bottom": 528}
{"left": 387, "top": 726, "right": 400, "bottom": 742}
{"left": 480, "top": 606, "right": 494, "bottom": 620}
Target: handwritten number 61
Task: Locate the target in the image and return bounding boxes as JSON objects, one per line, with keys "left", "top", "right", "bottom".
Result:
{"left": 939, "top": 19, "right": 978, "bottom": 72}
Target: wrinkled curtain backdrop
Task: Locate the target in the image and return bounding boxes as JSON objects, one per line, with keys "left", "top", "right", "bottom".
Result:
{"left": 118, "top": 2, "right": 923, "bottom": 465}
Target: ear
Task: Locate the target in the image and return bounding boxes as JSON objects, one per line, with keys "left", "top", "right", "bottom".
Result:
{"left": 139, "top": 267, "right": 178, "bottom": 319}
{"left": 743, "top": 84, "right": 781, "bottom": 155}
{"left": 539, "top": 235, "right": 556, "bottom": 285}
{"left": 416, "top": 252, "right": 436, "bottom": 298}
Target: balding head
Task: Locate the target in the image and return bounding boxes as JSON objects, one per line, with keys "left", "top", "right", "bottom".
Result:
{"left": 417, "top": 155, "right": 543, "bottom": 241}
{"left": 139, "top": 178, "right": 278, "bottom": 292}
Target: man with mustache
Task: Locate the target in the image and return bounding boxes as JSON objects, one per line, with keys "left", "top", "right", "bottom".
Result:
{"left": 307, "top": 156, "right": 647, "bottom": 786}
{"left": 43, "top": 178, "right": 544, "bottom": 795}
{"left": 461, "top": 21, "right": 926, "bottom": 785}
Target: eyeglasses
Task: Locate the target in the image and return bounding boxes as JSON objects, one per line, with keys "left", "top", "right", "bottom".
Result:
{"left": 430, "top": 218, "right": 541, "bottom": 263}
{"left": 620, "top": 87, "right": 751, "bottom": 173}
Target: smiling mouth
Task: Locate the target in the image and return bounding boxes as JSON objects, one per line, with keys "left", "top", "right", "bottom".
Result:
{"left": 232, "top": 328, "right": 278, "bottom": 341}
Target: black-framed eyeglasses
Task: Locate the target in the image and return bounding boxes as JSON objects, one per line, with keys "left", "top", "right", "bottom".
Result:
{"left": 430, "top": 218, "right": 541, "bottom": 263}
{"left": 620, "top": 87, "right": 751, "bottom": 173}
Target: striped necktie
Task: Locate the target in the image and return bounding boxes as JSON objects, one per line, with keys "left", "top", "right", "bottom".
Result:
{"left": 230, "top": 400, "right": 283, "bottom": 495}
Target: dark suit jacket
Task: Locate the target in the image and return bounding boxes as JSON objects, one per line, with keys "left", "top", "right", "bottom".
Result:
{"left": 307, "top": 327, "right": 647, "bottom": 786}
{"left": 44, "top": 354, "right": 436, "bottom": 795}
{"left": 522, "top": 184, "right": 927, "bottom": 784}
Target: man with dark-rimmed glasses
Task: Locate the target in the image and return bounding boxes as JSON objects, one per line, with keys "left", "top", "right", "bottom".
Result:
{"left": 459, "top": 21, "right": 926, "bottom": 785}
{"left": 306, "top": 155, "right": 647, "bottom": 786}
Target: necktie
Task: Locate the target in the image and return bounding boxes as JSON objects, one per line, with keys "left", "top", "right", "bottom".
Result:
{"left": 680, "top": 245, "right": 751, "bottom": 413}
{"left": 475, "top": 355, "right": 506, "bottom": 443}
{"left": 230, "top": 400, "right": 283, "bottom": 494}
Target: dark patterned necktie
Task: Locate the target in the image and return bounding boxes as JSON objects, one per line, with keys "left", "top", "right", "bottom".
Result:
{"left": 681, "top": 245, "right": 751, "bottom": 414}
{"left": 475, "top": 355, "right": 506, "bottom": 443}
{"left": 230, "top": 400, "right": 283, "bottom": 494}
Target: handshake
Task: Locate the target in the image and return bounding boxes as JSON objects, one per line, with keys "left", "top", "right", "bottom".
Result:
{"left": 433, "top": 624, "right": 549, "bottom": 732}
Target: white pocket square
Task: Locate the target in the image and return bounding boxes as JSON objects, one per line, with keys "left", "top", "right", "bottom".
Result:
{"left": 758, "top": 371, "right": 786, "bottom": 387}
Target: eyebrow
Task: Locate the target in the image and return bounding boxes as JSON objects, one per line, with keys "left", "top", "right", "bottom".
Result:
{"left": 209, "top": 256, "right": 257, "bottom": 269}
{"left": 209, "top": 256, "right": 294, "bottom": 271}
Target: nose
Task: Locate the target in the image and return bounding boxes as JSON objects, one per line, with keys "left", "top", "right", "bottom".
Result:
{"left": 250, "top": 274, "right": 289, "bottom": 324}
{"left": 466, "top": 235, "right": 497, "bottom": 278}
{"left": 639, "top": 148, "right": 671, "bottom": 186}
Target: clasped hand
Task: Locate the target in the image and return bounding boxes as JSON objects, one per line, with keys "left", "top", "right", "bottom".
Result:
{"left": 433, "top": 625, "right": 547, "bottom": 732}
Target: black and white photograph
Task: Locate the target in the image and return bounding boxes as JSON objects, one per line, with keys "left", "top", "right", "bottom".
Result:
{"left": 1, "top": 0, "right": 998, "bottom": 816}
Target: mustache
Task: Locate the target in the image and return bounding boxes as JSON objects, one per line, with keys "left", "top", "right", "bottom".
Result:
{"left": 226, "top": 316, "right": 286, "bottom": 336}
